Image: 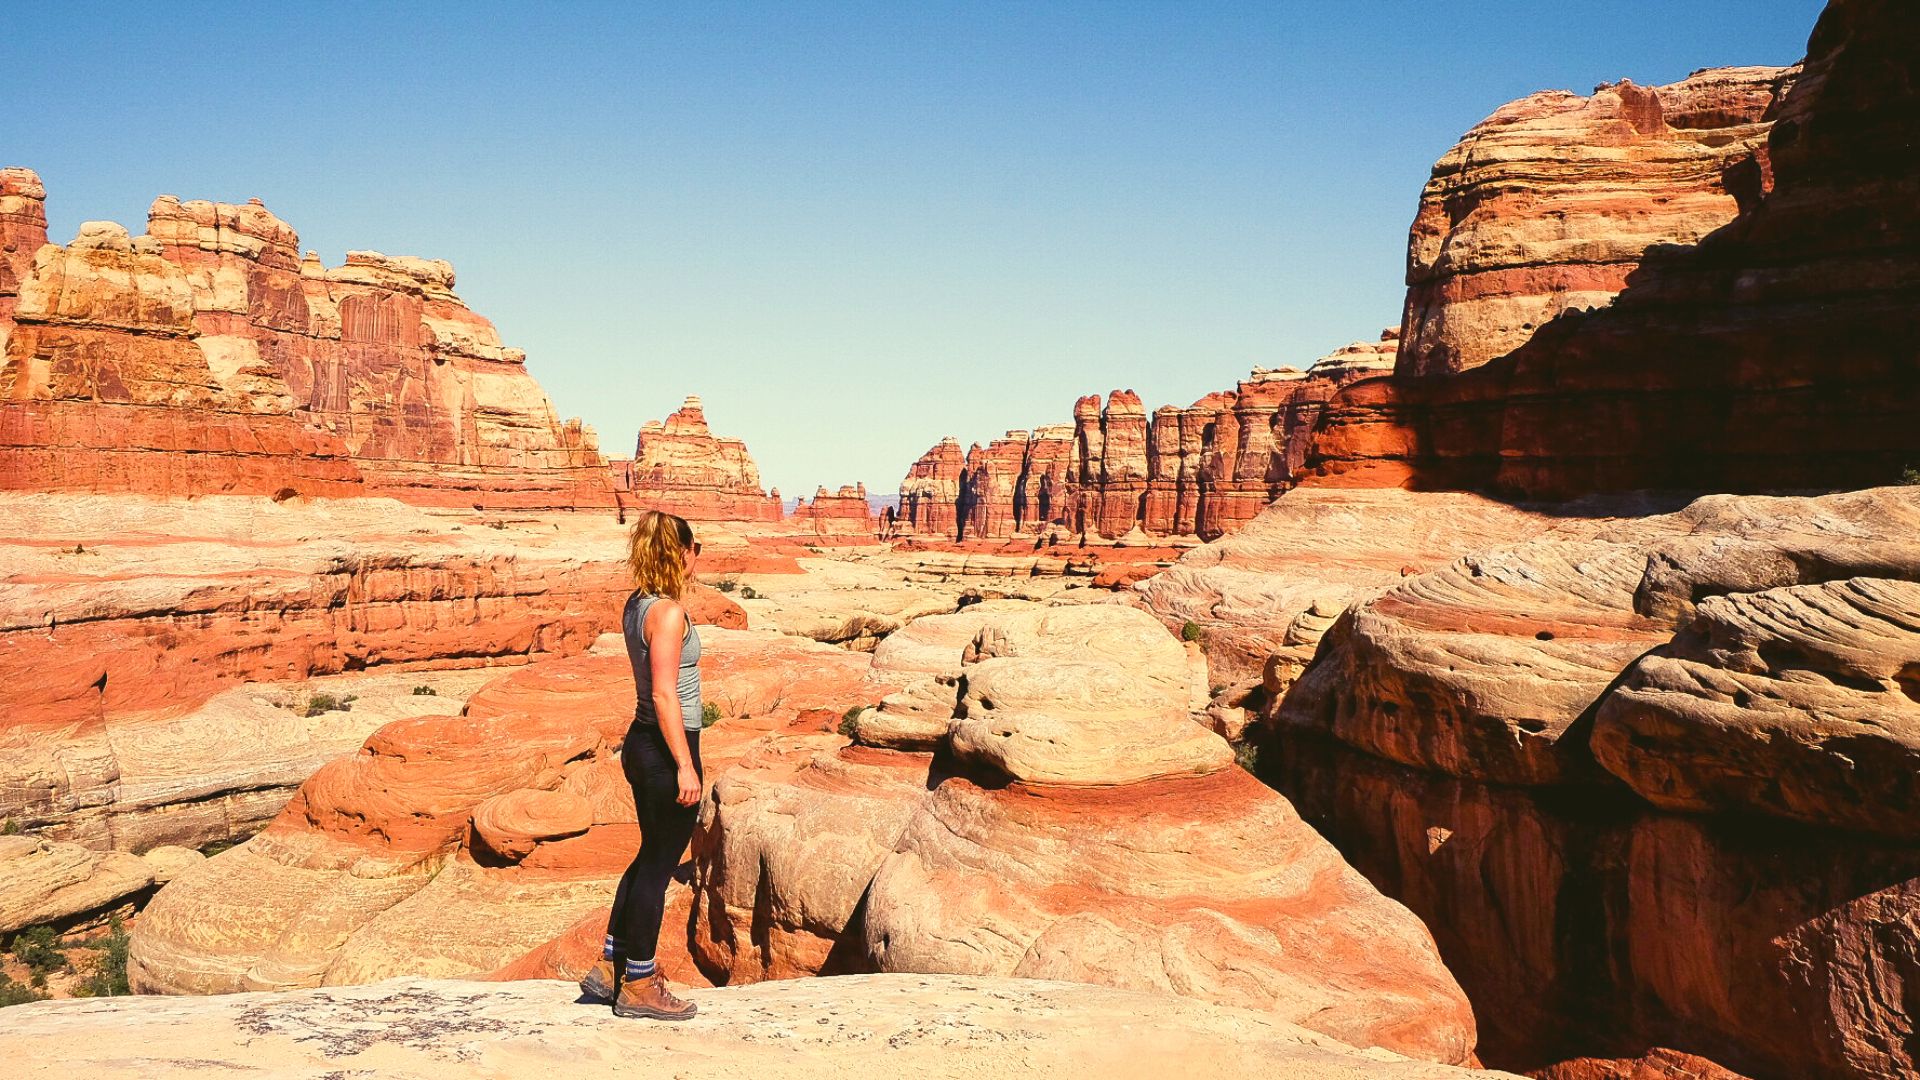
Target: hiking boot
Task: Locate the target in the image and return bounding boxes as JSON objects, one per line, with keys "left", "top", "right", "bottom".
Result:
{"left": 578, "top": 959, "right": 618, "bottom": 1003}
{"left": 613, "top": 970, "right": 698, "bottom": 1021}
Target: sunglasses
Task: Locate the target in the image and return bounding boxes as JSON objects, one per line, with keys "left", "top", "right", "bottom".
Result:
{"left": 690, "top": 541, "right": 702, "bottom": 555}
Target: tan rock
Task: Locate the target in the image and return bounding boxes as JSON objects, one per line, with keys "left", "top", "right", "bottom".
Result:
{"left": 0, "top": 835, "right": 153, "bottom": 934}
{"left": 0, "top": 975, "right": 1519, "bottom": 1080}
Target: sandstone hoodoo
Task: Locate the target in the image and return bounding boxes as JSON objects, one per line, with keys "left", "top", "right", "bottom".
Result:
{"left": 894, "top": 333, "right": 1396, "bottom": 543}
{"left": 788, "top": 483, "right": 879, "bottom": 544}
{"left": 608, "top": 394, "right": 783, "bottom": 521}
{"left": 0, "top": 182, "right": 609, "bottom": 509}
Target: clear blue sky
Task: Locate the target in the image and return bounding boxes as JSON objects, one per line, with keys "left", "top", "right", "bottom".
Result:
{"left": 4, "top": 1, "right": 1822, "bottom": 496}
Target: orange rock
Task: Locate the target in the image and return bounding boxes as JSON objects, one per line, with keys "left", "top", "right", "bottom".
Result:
{"left": 609, "top": 395, "right": 782, "bottom": 522}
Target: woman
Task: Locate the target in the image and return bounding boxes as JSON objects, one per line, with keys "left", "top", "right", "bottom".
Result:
{"left": 579, "top": 510, "right": 705, "bottom": 1020}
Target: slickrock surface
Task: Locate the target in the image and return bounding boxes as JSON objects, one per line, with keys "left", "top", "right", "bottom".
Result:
{"left": 610, "top": 394, "right": 782, "bottom": 521}
{"left": 1310, "top": 0, "right": 1920, "bottom": 496}
{"left": 0, "top": 184, "right": 608, "bottom": 508}
{"left": 1397, "top": 66, "right": 1794, "bottom": 377}
{"left": 0, "top": 494, "right": 634, "bottom": 846}
{"left": 1258, "top": 485, "right": 1920, "bottom": 1077}
{"left": 1, "top": 975, "right": 1517, "bottom": 1080}
{"left": 691, "top": 602, "right": 1478, "bottom": 1064}
{"left": 894, "top": 335, "right": 1396, "bottom": 543}
{"left": 1139, "top": 487, "right": 1654, "bottom": 688}
{"left": 126, "top": 626, "right": 878, "bottom": 996}
{"left": 0, "top": 835, "right": 154, "bottom": 934}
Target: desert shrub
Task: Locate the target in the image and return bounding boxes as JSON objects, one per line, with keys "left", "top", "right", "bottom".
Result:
{"left": 0, "top": 818, "right": 19, "bottom": 835}
{"left": 1234, "top": 740, "right": 1260, "bottom": 775}
{"left": 701, "top": 702, "right": 721, "bottom": 728}
{"left": 1180, "top": 620, "right": 1205, "bottom": 644}
{"left": 411, "top": 685, "right": 437, "bottom": 696}
{"left": 1902, "top": 464, "right": 1920, "bottom": 485}
{"left": 304, "top": 692, "right": 357, "bottom": 717}
{"left": 11, "top": 926, "right": 67, "bottom": 986}
{"left": 838, "top": 705, "right": 865, "bottom": 739}
{"left": 200, "top": 837, "right": 243, "bottom": 857}
{"left": 712, "top": 579, "right": 738, "bottom": 593}
{"left": 0, "top": 971, "right": 45, "bottom": 1007}
{"left": 72, "top": 916, "right": 130, "bottom": 998}
{"left": 739, "top": 585, "right": 759, "bottom": 600}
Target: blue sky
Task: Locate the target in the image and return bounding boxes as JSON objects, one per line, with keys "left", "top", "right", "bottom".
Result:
{"left": 4, "top": 1, "right": 1822, "bottom": 496}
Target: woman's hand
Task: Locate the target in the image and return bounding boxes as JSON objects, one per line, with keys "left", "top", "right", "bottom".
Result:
{"left": 676, "top": 763, "right": 702, "bottom": 807}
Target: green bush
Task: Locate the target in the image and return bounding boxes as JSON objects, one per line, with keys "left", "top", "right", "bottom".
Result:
{"left": 1902, "top": 464, "right": 1920, "bottom": 486}
{"left": 701, "top": 702, "right": 721, "bottom": 728}
{"left": 712, "top": 579, "right": 738, "bottom": 593}
{"left": 0, "top": 818, "right": 19, "bottom": 835}
{"left": 838, "top": 706, "right": 865, "bottom": 740}
{"left": 740, "top": 585, "right": 759, "bottom": 600}
{"left": 0, "top": 971, "right": 45, "bottom": 1007}
{"left": 1234, "top": 740, "right": 1260, "bottom": 775}
{"left": 73, "top": 916, "right": 130, "bottom": 998}
{"left": 1180, "top": 620, "right": 1205, "bottom": 644}
{"left": 411, "top": 685, "right": 437, "bottom": 696}
{"left": 304, "top": 692, "right": 357, "bottom": 717}
{"left": 12, "top": 926, "right": 67, "bottom": 985}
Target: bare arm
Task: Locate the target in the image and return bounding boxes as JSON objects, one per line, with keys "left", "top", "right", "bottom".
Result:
{"left": 644, "top": 600, "right": 702, "bottom": 806}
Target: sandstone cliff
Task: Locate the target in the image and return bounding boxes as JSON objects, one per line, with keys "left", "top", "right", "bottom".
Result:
{"left": 1310, "top": 0, "right": 1919, "bottom": 496}
{"left": 0, "top": 182, "right": 609, "bottom": 509}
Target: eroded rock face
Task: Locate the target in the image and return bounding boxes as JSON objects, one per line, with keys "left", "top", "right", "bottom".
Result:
{"left": 1397, "top": 66, "right": 1794, "bottom": 378}
{"left": 0, "top": 975, "right": 1521, "bottom": 1080}
{"left": 0, "top": 183, "right": 609, "bottom": 508}
{"left": 896, "top": 337, "right": 1396, "bottom": 543}
{"left": 125, "top": 626, "right": 874, "bottom": 996}
{"left": 1257, "top": 485, "right": 1920, "bottom": 1077}
{"left": 788, "top": 483, "right": 877, "bottom": 543}
{"left": 610, "top": 395, "right": 782, "bottom": 521}
{"left": 1309, "top": 0, "right": 1920, "bottom": 496}
{"left": 689, "top": 601, "right": 1478, "bottom": 1064}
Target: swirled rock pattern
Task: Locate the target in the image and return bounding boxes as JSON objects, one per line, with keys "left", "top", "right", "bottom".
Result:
{"left": 689, "top": 601, "right": 1478, "bottom": 1064}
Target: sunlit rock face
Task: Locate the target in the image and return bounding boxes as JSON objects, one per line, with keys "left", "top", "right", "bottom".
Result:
{"left": 0, "top": 181, "right": 610, "bottom": 508}
{"left": 609, "top": 394, "right": 784, "bottom": 521}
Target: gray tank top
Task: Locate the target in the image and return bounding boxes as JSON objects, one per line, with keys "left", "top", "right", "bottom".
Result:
{"left": 624, "top": 592, "right": 703, "bottom": 731}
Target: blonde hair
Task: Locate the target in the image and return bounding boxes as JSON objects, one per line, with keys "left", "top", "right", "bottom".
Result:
{"left": 628, "top": 510, "right": 695, "bottom": 599}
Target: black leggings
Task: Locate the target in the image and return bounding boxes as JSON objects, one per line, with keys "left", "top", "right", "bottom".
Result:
{"left": 608, "top": 723, "right": 703, "bottom": 964}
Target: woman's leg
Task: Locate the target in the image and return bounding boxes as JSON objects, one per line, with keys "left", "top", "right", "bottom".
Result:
{"left": 613, "top": 728, "right": 702, "bottom": 973}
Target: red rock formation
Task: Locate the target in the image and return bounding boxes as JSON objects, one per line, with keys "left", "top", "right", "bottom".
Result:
{"left": 1263, "top": 484, "right": 1920, "bottom": 1078}
{"left": 893, "top": 436, "right": 963, "bottom": 539}
{"left": 0, "top": 182, "right": 610, "bottom": 508}
{"left": 1308, "top": 0, "right": 1919, "bottom": 496}
{"left": 1397, "top": 67, "right": 1794, "bottom": 377}
{"left": 613, "top": 395, "right": 783, "bottom": 521}
{"left": 897, "top": 336, "right": 1395, "bottom": 543}
{"left": 788, "top": 483, "right": 877, "bottom": 543}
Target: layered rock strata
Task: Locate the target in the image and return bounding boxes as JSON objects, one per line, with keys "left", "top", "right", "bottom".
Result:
{"left": 1309, "top": 0, "right": 1920, "bottom": 496}
{"left": 899, "top": 336, "right": 1395, "bottom": 542}
{"left": 788, "top": 483, "right": 878, "bottom": 543}
{"left": 1257, "top": 484, "right": 1920, "bottom": 1078}
{"left": 689, "top": 602, "right": 1478, "bottom": 1065}
{"left": 0, "top": 182, "right": 609, "bottom": 508}
{"left": 1397, "top": 66, "right": 1795, "bottom": 377}
{"left": 610, "top": 395, "right": 782, "bottom": 521}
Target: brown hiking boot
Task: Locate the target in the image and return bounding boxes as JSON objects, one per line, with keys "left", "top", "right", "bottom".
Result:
{"left": 578, "top": 959, "right": 617, "bottom": 1003}
{"left": 613, "top": 970, "right": 698, "bottom": 1021}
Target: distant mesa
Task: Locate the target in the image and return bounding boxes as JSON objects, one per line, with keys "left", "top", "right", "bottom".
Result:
{"left": 607, "top": 394, "right": 784, "bottom": 522}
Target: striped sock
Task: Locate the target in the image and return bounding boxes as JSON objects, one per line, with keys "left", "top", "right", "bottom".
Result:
{"left": 602, "top": 935, "right": 620, "bottom": 962}
{"left": 624, "top": 957, "right": 657, "bottom": 982}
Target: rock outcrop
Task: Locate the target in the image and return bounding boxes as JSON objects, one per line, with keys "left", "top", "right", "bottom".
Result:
{"left": 125, "top": 627, "right": 878, "bottom": 995}
{"left": 898, "top": 336, "right": 1395, "bottom": 542}
{"left": 1309, "top": 0, "right": 1920, "bottom": 496}
{"left": 690, "top": 602, "right": 1478, "bottom": 1065}
{"left": 1397, "top": 66, "right": 1794, "bottom": 377}
{"left": 0, "top": 183, "right": 609, "bottom": 508}
{"left": 609, "top": 395, "right": 782, "bottom": 521}
{"left": 1256, "top": 484, "right": 1920, "bottom": 1078}
{"left": 788, "top": 483, "right": 877, "bottom": 543}
{"left": 0, "top": 975, "right": 1520, "bottom": 1080}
